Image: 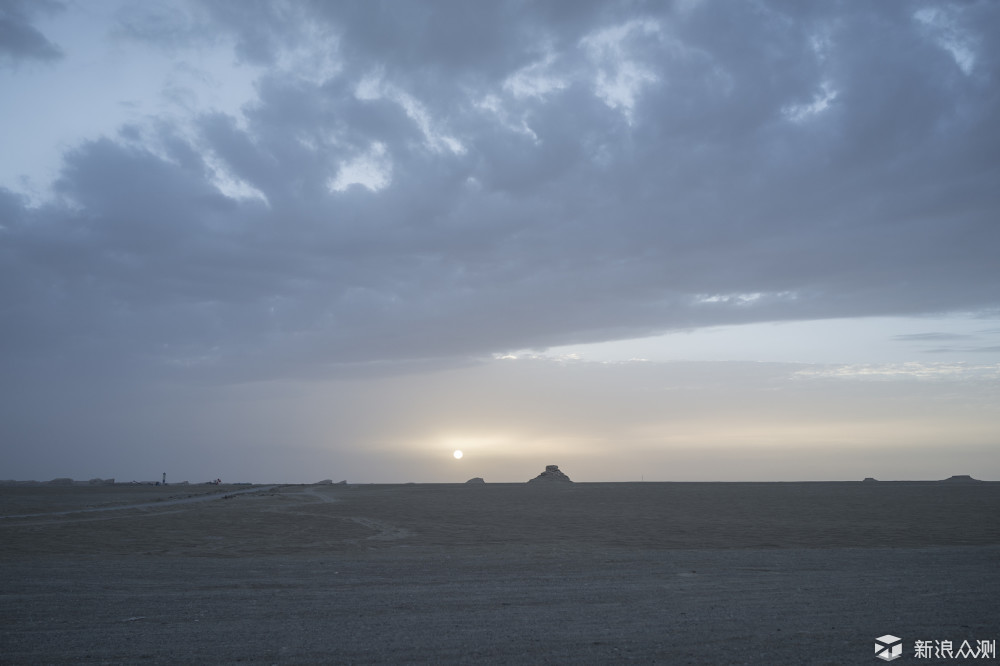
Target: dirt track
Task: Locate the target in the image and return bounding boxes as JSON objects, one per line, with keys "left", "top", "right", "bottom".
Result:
{"left": 2, "top": 482, "right": 998, "bottom": 664}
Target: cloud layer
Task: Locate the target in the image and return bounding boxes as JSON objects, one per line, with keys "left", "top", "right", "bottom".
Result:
{"left": 2, "top": 0, "right": 999, "bottom": 383}
{"left": 0, "top": 0, "right": 65, "bottom": 66}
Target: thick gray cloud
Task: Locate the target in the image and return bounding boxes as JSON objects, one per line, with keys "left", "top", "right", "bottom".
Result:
{"left": 0, "top": 0, "right": 64, "bottom": 65}
{"left": 2, "top": 0, "right": 999, "bottom": 384}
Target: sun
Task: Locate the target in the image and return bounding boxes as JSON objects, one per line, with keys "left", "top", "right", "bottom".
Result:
{"left": 453, "top": 450, "right": 463, "bottom": 459}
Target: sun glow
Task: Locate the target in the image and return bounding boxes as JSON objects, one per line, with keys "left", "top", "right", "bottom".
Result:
{"left": 453, "top": 450, "right": 463, "bottom": 459}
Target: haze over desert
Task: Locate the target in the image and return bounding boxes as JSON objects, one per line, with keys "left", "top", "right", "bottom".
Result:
{"left": 3, "top": 0, "right": 1000, "bottom": 662}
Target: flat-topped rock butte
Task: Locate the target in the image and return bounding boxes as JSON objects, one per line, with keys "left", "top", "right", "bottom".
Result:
{"left": 527, "top": 464, "right": 573, "bottom": 483}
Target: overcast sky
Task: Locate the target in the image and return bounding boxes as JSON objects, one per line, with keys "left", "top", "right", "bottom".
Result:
{"left": 2, "top": 0, "right": 998, "bottom": 483}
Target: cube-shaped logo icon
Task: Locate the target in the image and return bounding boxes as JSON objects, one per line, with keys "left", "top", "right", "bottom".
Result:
{"left": 876, "top": 635, "right": 902, "bottom": 661}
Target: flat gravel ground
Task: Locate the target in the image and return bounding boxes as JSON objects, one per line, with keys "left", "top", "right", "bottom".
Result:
{"left": 1, "top": 482, "right": 998, "bottom": 664}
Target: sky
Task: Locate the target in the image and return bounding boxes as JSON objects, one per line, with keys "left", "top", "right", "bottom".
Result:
{"left": 1, "top": 0, "right": 998, "bottom": 483}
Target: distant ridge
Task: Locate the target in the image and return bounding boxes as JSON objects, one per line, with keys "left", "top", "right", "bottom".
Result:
{"left": 939, "top": 475, "right": 980, "bottom": 483}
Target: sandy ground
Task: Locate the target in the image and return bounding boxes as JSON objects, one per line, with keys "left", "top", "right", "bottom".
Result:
{"left": 1, "top": 481, "right": 998, "bottom": 664}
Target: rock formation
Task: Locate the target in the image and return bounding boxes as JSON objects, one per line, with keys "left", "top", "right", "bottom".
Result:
{"left": 465, "top": 477, "right": 485, "bottom": 484}
{"left": 528, "top": 465, "right": 573, "bottom": 483}
{"left": 940, "top": 474, "right": 980, "bottom": 483}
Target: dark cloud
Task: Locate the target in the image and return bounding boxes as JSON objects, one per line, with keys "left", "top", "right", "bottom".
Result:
{"left": 0, "top": 0, "right": 64, "bottom": 65}
{"left": 3, "top": 0, "right": 1000, "bottom": 384}
{"left": 893, "top": 327, "right": 1000, "bottom": 355}
{"left": 924, "top": 346, "right": 1000, "bottom": 354}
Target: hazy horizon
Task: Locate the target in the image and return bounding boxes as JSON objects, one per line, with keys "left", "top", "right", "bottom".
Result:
{"left": 2, "top": 1, "right": 998, "bottom": 484}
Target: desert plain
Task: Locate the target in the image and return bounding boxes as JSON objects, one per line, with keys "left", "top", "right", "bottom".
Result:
{"left": 1, "top": 479, "right": 998, "bottom": 664}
